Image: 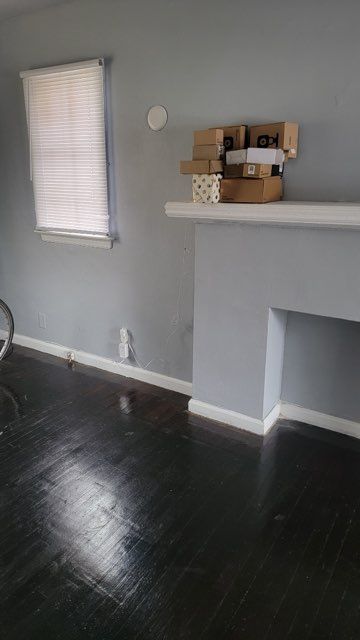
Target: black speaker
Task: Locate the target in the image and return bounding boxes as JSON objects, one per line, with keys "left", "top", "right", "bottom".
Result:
{"left": 257, "top": 133, "right": 279, "bottom": 148}
{"left": 271, "top": 163, "right": 284, "bottom": 177}
{"left": 224, "top": 136, "right": 234, "bottom": 150}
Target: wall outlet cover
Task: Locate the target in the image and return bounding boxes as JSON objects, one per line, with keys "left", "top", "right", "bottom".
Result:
{"left": 120, "top": 328, "right": 129, "bottom": 344}
{"left": 38, "top": 312, "right": 47, "bottom": 329}
{"left": 119, "top": 343, "right": 129, "bottom": 359}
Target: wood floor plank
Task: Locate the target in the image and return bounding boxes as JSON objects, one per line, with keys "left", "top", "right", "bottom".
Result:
{"left": 1, "top": 346, "right": 360, "bottom": 639}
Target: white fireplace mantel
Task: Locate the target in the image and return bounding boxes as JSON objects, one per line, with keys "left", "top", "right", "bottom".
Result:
{"left": 165, "top": 201, "right": 360, "bottom": 229}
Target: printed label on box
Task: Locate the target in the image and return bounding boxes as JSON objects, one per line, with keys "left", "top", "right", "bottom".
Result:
{"left": 248, "top": 164, "right": 256, "bottom": 175}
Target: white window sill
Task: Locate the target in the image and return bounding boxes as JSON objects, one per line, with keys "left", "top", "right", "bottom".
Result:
{"left": 35, "top": 229, "right": 113, "bottom": 249}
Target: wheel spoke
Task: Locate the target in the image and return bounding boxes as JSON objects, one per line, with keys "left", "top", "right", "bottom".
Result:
{"left": 0, "top": 300, "right": 14, "bottom": 360}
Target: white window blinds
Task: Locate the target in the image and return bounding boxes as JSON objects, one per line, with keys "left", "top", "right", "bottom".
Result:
{"left": 20, "top": 59, "right": 109, "bottom": 236}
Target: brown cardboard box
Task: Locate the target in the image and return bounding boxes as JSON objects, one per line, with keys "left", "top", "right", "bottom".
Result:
{"left": 224, "top": 163, "right": 273, "bottom": 179}
{"left": 211, "top": 125, "right": 247, "bottom": 150}
{"left": 220, "top": 177, "right": 282, "bottom": 203}
{"left": 180, "top": 160, "right": 223, "bottom": 174}
{"left": 193, "top": 144, "right": 224, "bottom": 160}
{"left": 194, "top": 129, "right": 223, "bottom": 146}
{"left": 249, "top": 122, "right": 299, "bottom": 158}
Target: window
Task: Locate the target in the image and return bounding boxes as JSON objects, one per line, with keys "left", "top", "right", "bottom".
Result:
{"left": 20, "top": 59, "right": 111, "bottom": 248}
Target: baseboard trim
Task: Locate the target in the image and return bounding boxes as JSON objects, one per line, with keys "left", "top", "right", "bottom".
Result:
{"left": 9, "top": 334, "right": 360, "bottom": 439}
{"left": 11, "top": 333, "right": 192, "bottom": 397}
{"left": 263, "top": 402, "right": 281, "bottom": 432}
{"left": 188, "top": 399, "right": 280, "bottom": 436}
{"left": 280, "top": 402, "right": 360, "bottom": 440}
{"left": 188, "top": 398, "right": 360, "bottom": 440}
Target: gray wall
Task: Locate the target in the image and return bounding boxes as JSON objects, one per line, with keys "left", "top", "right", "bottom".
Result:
{"left": 0, "top": 0, "right": 196, "bottom": 380}
{"left": 282, "top": 313, "right": 360, "bottom": 422}
{"left": 1, "top": 0, "right": 360, "bottom": 386}
{"left": 264, "top": 309, "right": 287, "bottom": 417}
{"left": 193, "top": 223, "right": 360, "bottom": 422}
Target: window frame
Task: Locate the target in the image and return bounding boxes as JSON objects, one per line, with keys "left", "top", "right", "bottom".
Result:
{"left": 20, "top": 59, "right": 113, "bottom": 249}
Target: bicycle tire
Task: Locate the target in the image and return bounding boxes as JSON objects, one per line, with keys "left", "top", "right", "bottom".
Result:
{"left": 0, "top": 300, "right": 14, "bottom": 360}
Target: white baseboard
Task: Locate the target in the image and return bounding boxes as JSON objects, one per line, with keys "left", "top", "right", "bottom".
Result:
{"left": 280, "top": 402, "right": 360, "bottom": 440}
{"left": 188, "top": 399, "right": 280, "bottom": 436}
{"left": 11, "top": 333, "right": 192, "bottom": 397}
{"left": 189, "top": 398, "right": 360, "bottom": 440}
{"left": 8, "top": 333, "right": 360, "bottom": 440}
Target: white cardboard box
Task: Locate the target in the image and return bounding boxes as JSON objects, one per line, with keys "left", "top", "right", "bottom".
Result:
{"left": 226, "top": 148, "right": 284, "bottom": 165}
{"left": 246, "top": 148, "right": 285, "bottom": 164}
{"left": 225, "top": 149, "right": 247, "bottom": 165}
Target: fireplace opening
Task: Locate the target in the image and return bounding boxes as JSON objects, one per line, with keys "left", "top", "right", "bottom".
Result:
{"left": 264, "top": 310, "right": 360, "bottom": 425}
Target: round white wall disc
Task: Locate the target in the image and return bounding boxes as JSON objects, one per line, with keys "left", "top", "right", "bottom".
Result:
{"left": 147, "top": 105, "right": 168, "bottom": 131}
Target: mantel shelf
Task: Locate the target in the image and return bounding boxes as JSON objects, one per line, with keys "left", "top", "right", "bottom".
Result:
{"left": 165, "top": 201, "right": 360, "bottom": 229}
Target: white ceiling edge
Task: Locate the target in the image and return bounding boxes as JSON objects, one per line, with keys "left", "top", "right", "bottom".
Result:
{"left": 0, "top": 0, "right": 71, "bottom": 22}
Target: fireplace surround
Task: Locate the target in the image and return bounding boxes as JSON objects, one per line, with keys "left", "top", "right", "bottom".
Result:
{"left": 166, "top": 201, "right": 360, "bottom": 439}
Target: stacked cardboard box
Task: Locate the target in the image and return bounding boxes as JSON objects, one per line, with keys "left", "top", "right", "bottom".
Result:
{"left": 180, "top": 126, "right": 246, "bottom": 203}
{"left": 180, "top": 121, "right": 299, "bottom": 204}
{"left": 221, "top": 122, "right": 298, "bottom": 203}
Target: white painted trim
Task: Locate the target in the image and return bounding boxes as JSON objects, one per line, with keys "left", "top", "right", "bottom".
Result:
{"left": 11, "top": 333, "right": 192, "bottom": 396}
{"left": 263, "top": 402, "right": 281, "bottom": 433}
{"left": 188, "top": 399, "right": 280, "bottom": 436}
{"left": 9, "top": 332, "right": 360, "bottom": 440}
{"left": 280, "top": 402, "right": 360, "bottom": 440}
{"left": 165, "top": 201, "right": 360, "bottom": 229}
{"left": 35, "top": 230, "right": 113, "bottom": 249}
{"left": 188, "top": 398, "right": 360, "bottom": 440}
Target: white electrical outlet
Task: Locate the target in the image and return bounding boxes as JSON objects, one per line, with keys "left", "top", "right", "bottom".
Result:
{"left": 120, "top": 328, "right": 129, "bottom": 344}
{"left": 38, "top": 312, "right": 47, "bottom": 329}
{"left": 171, "top": 314, "right": 179, "bottom": 327}
{"left": 119, "top": 343, "right": 129, "bottom": 359}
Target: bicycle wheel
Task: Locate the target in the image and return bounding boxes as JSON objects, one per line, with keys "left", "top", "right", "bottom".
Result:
{"left": 0, "top": 300, "right": 14, "bottom": 360}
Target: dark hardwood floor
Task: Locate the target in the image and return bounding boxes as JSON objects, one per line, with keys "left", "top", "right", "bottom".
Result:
{"left": 1, "top": 346, "right": 360, "bottom": 639}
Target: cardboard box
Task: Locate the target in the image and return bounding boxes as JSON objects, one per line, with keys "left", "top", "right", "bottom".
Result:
{"left": 224, "top": 163, "right": 273, "bottom": 179}
{"left": 225, "top": 149, "right": 247, "bottom": 165}
{"left": 226, "top": 148, "right": 284, "bottom": 165}
{"left": 220, "top": 177, "right": 282, "bottom": 203}
{"left": 193, "top": 144, "right": 224, "bottom": 160}
{"left": 194, "top": 129, "right": 223, "bottom": 146}
{"left": 211, "top": 125, "right": 247, "bottom": 150}
{"left": 180, "top": 160, "right": 223, "bottom": 174}
{"left": 192, "top": 173, "right": 222, "bottom": 204}
{"left": 249, "top": 122, "right": 299, "bottom": 158}
{"left": 246, "top": 148, "right": 285, "bottom": 165}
